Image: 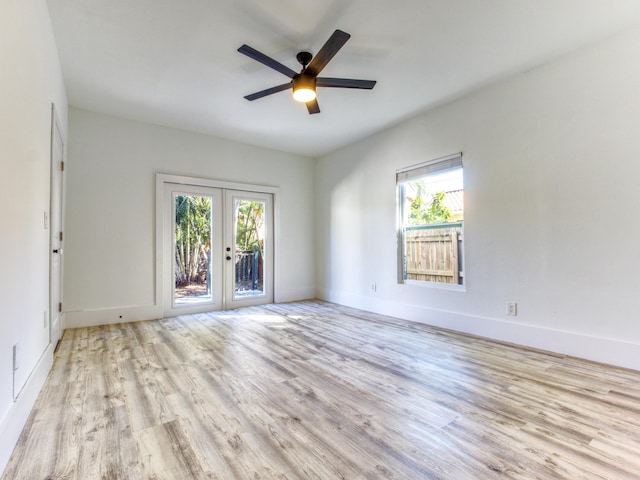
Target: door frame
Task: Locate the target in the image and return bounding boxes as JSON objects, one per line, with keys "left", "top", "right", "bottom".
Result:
{"left": 155, "top": 173, "right": 280, "bottom": 317}
{"left": 49, "top": 104, "right": 65, "bottom": 345}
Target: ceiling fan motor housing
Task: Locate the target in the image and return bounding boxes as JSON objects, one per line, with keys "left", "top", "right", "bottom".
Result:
{"left": 292, "top": 73, "right": 317, "bottom": 103}
{"left": 292, "top": 73, "right": 316, "bottom": 91}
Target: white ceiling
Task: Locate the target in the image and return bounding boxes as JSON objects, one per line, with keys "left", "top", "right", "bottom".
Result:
{"left": 47, "top": 0, "right": 640, "bottom": 157}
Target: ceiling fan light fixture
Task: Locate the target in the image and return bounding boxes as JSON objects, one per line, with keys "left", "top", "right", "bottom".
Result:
{"left": 292, "top": 74, "right": 316, "bottom": 103}
{"left": 292, "top": 87, "right": 316, "bottom": 103}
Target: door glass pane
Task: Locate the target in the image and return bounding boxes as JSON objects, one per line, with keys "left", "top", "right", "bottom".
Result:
{"left": 174, "top": 194, "right": 213, "bottom": 305}
{"left": 233, "top": 198, "right": 265, "bottom": 298}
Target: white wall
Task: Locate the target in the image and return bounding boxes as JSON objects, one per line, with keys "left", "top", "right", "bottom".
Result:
{"left": 315, "top": 27, "right": 640, "bottom": 370}
{"left": 0, "top": 0, "right": 68, "bottom": 474}
{"left": 64, "top": 108, "right": 315, "bottom": 326}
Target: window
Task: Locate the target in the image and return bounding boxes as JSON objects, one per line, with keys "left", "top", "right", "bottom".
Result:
{"left": 397, "top": 153, "right": 464, "bottom": 286}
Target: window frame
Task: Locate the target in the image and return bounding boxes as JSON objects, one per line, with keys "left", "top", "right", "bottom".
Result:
{"left": 396, "top": 153, "right": 465, "bottom": 290}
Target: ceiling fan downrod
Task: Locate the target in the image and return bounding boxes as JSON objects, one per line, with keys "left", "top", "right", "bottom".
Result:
{"left": 296, "top": 51, "right": 313, "bottom": 71}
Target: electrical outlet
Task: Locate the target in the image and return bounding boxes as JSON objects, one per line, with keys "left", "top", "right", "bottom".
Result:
{"left": 506, "top": 302, "right": 517, "bottom": 316}
{"left": 371, "top": 282, "right": 377, "bottom": 292}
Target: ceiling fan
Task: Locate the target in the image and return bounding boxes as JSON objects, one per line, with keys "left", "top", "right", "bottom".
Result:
{"left": 238, "top": 29, "right": 376, "bottom": 114}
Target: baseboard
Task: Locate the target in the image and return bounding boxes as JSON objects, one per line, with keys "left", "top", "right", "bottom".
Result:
{"left": 63, "top": 290, "right": 319, "bottom": 329}
{"left": 0, "top": 342, "right": 54, "bottom": 476}
{"left": 64, "top": 291, "right": 317, "bottom": 329}
{"left": 318, "top": 288, "right": 640, "bottom": 371}
{"left": 65, "top": 304, "right": 162, "bottom": 328}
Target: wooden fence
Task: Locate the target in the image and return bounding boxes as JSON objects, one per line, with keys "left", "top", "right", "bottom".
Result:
{"left": 404, "top": 222, "right": 463, "bottom": 284}
{"left": 235, "top": 249, "right": 262, "bottom": 292}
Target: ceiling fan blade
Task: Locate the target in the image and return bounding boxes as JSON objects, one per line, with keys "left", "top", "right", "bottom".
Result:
{"left": 238, "top": 44, "right": 298, "bottom": 78}
{"left": 306, "top": 98, "right": 320, "bottom": 115}
{"left": 305, "top": 29, "right": 351, "bottom": 77}
{"left": 316, "top": 78, "right": 377, "bottom": 89}
{"left": 244, "top": 82, "right": 292, "bottom": 101}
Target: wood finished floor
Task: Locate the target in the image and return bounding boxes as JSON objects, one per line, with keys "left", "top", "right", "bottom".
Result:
{"left": 3, "top": 300, "right": 640, "bottom": 479}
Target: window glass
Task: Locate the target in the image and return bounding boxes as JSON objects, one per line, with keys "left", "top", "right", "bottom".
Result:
{"left": 397, "top": 154, "right": 464, "bottom": 285}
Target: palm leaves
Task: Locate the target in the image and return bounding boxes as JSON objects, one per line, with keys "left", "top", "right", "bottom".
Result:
{"left": 173, "top": 196, "right": 266, "bottom": 291}
{"left": 235, "top": 200, "right": 264, "bottom": 258}
{"left": 175, "top": 195, "right": 211, "bottom": 287}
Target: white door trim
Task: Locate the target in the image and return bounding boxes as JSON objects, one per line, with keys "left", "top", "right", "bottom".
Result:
{"left": 49, "top": 104, "right": 65, "bottom": 344}
{"left": 155, "top": 173, "right": 281, "bottom": 317}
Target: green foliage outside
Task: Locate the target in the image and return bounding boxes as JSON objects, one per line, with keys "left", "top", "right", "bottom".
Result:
{"left": 235, "top": 200, "right": 264, "bottom": 257}
{"left": 173, "top": 196, "right": 265, "bottom": 288}
{"left": 175, "top": 195, "right": 211, "bottom": 286}
{"left": 408, "top": 181, "right": 451, "bottom": 225}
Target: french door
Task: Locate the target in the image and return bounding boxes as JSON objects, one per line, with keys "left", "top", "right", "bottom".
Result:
{"left": 162, "top": 182, "right": 273, "bottom": 316}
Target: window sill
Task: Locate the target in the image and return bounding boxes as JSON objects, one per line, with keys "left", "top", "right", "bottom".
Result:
{"left": 401, "top": 279, "right": 466, "bottom": 292}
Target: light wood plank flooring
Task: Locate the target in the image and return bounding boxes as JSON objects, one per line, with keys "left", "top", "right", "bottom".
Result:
{"left": 3, "top": 300, "right": 640, "bottom": 479}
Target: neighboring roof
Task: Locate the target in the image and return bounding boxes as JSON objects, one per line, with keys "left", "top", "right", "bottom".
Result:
{"left": 442, "top": 189, "right": 463, "bottom": 214}
{"left": 423, "top": 189, "right": 463, "bottom": 214}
